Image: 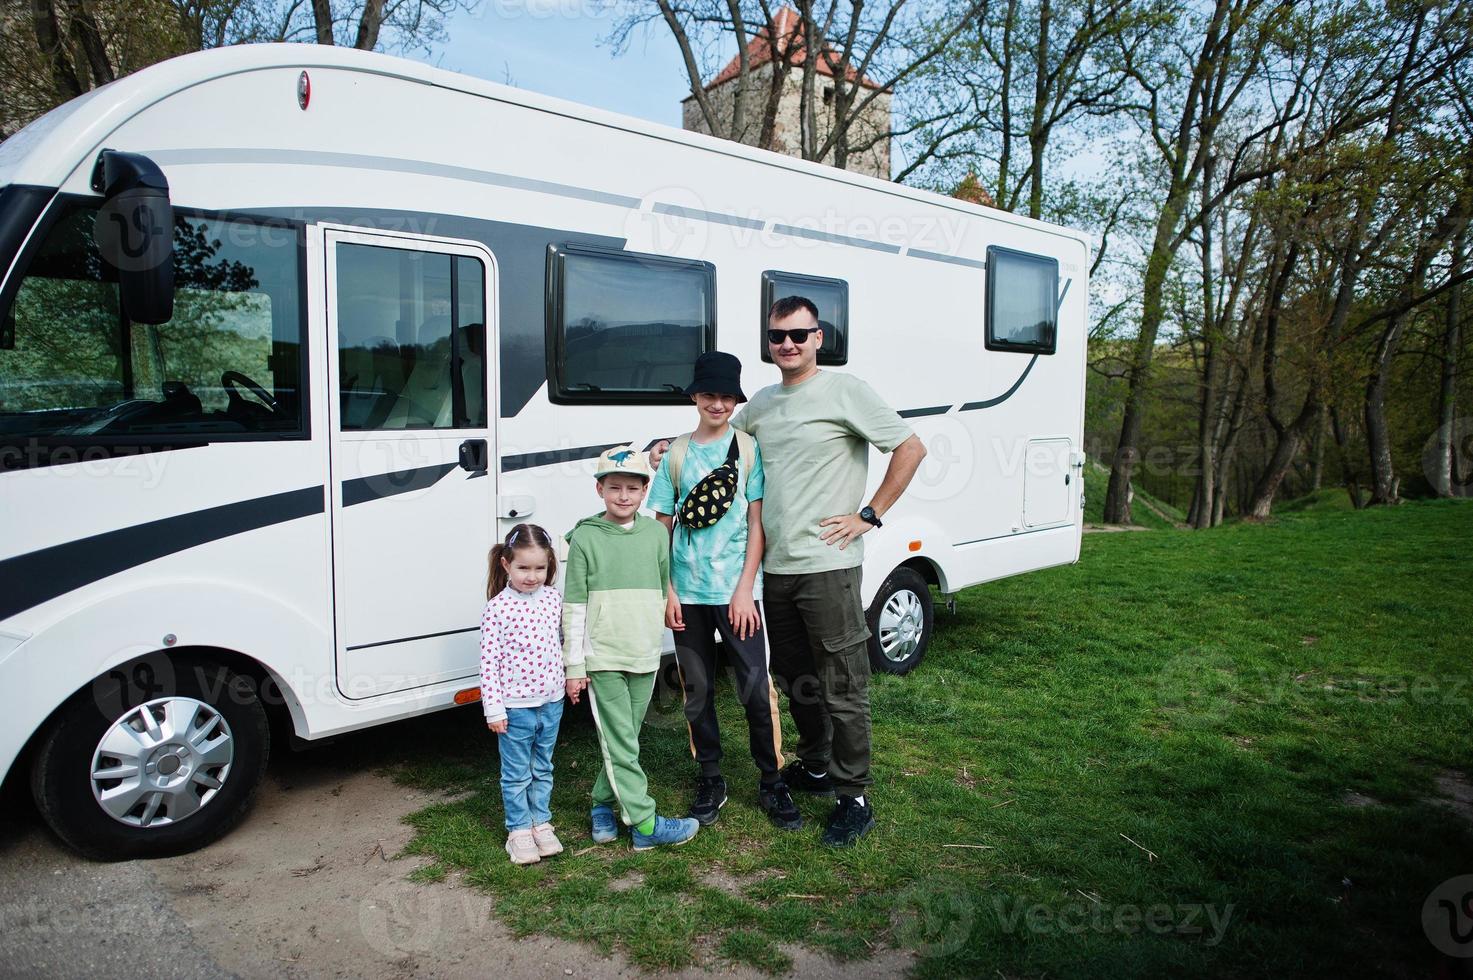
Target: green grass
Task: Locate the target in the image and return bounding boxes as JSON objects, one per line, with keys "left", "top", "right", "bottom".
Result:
{"left": 395, "top": 500, "right": 1473, "bottom": 976}
{"left": 1084, "top": 464, "right": 1184, "bottom": 529}
{"left": 1276, "top": 487, "right": 1360, "bottom": 514}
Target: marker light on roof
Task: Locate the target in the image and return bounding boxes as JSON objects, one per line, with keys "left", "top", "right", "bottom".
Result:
{"left": 297, "top": 71, "right": 311, "bottom": 110}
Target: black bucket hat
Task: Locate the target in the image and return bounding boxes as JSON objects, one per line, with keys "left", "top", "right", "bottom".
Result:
{"left": 684, "top": 351, "right": 746, "bottom": 402}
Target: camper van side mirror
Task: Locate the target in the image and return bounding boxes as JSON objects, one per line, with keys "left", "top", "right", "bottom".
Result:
{"left": 91, "top": 149, "right": 174, "bottom": 325}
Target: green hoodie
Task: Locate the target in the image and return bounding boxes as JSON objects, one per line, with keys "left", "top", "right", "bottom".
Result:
{"left": 561, "top": 512, "right": 670, "bottom": 678}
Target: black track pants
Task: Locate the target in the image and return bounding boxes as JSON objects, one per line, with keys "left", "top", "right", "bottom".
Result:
{"left": 672, "top": 603, "right": 784, "bottom": 782}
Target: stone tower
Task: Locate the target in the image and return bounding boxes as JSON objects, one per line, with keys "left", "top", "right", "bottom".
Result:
{"left": 680, "top": 7, "right": 892, "bottom": 180}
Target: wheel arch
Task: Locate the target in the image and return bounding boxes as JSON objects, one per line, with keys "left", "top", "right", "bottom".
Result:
{"left": 8, "top": 644, "right": 304, "bottom": 795}
{"left": 860, "top": 512, "right": 955, "bottom": 606}
{"left": 899, "top": 555, "right": 945, "bottom": 592}
{"left": 0, "top": 580, "right": 326, "bottom": 789}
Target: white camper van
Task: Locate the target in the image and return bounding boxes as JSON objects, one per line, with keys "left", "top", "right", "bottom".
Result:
{"left": 0, "top": 45, "right": 1088, "bottom": 858}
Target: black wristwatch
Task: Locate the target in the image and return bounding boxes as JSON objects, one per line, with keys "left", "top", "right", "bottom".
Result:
{"left": 859, "top": 506, "right": 883, "bottom": 529}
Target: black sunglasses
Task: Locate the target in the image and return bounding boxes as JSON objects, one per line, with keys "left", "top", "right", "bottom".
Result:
{"left": 767, "top": 327, "right": 821, "bottom": 345}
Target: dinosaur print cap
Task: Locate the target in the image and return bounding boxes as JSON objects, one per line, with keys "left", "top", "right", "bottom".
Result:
{"left": 594, "top": 444, "right": 653, "bottom": 481}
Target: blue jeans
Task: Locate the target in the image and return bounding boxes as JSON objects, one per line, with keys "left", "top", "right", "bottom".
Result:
{"left": 498, "top": 699, "right": 564, "bottom": 831}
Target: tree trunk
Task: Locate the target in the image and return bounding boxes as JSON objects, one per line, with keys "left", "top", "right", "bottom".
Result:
{"left": 68, "top": 2, "right": 115, "bottom": 87}
{"left": 1309, "top": 413, "right": 1325, "bottom": 491}
{"left": 758, "top": 60, "right": 786, "bottom": 151}
{"left": 1104, "top": 197, "right": 1187, "bottom": 524}
{"left": 311, "top": 0, "right": 334, "bottom": 44}
{"left": 1249, "top": 392, "right": 1320, "bottom": 518}
{"left": 1027, "top": 0, "right": 1050, "bottom": 220}
{"left": 1189, "top": 159, "right": 1218, "bottom": 529}
{"left": 725, "top": 0, "right": 750, "bottom": 141}
{"left": 354, "top": 0, "right": 386, "bottom": 49}
{"left": 31, "top": 0, "right": 84, "bottom": 100}
{"left": 995, "top": 0, "right": 1018, "bottom": 206}
{"left": 1213, "top": 348, "right": 1257, "bottom": 527}
{"left": 1329, "top": 404, "right": 1365, "bottom": 508}
{"left": 1363, "top": 306, "right": 1410, "bottom": 505}
{"left": 1433, "top": 224, "right": 1466, "bottom": 496}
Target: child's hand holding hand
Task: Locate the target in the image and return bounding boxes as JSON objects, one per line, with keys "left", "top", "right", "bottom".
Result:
{"left": 666, "top": 588, "right": 685, "bottom": 631}
{"left": 487, "top": 718, "right": 508, "bottom": 734}
{"left": 566, "top": 677, "right": 589, "bottom": 704}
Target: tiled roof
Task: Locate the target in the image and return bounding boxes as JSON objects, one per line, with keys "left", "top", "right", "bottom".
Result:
{"left": 703, "top": 6, "right": 884, "bottom": 92}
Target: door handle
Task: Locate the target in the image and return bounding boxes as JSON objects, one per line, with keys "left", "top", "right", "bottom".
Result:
{"left": 458, "top": 438, "right": 488, "bottom": 473}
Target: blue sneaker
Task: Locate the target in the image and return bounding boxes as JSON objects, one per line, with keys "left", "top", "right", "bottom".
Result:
{"left": 590, "top": 804, "right": 619, "bottom": 844}
{"left": 631, "top": 814, "right": 700, "bottom": 851}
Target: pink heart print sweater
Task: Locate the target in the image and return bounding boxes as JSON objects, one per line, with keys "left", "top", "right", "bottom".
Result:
{"left": 479, "top": 585, "right": 566, "bottom": 724}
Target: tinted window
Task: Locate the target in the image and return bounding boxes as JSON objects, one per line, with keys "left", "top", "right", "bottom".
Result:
{"left": 0, "top": 203, "right": 304, "bottom": 439}
{"left": 761, "top": 271, "right": 848, "bottom": 365}
{"left": 986, "top": 246, "right": 1058, "bottom": 354}
{"left": 548, "top": 244, "right": 715, "bottom": 403}
{"left": 335, "top": 243, "right": 486, "bottom": 431}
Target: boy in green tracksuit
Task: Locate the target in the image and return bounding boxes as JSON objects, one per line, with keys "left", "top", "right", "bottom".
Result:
{"left": 562, "top": 445, "right": 700, "bottom": 851}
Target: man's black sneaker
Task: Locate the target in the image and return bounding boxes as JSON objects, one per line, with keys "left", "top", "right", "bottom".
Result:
{"left": 820, "top": 795, "right": 875, "bottom": 847}
{"left": 688, "top": 775, "right": 728, "bottom": 826}
{"left": 758, "top": 780, "right": 803, "bottom": 830}
{"left": 780, "top": 760, "right": 834, "bottom": 796}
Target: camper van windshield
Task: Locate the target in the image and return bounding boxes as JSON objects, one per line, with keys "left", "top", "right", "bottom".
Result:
{"left": 0, "top": 202, "right": 303, "bottom": 442}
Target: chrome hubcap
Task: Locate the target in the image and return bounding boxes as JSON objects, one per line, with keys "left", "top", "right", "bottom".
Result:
{"left": 878, "top": 589, "right": 925, "bottom": 663}
{"left": 91, "top": 696, "right": 234, "bottom": 828}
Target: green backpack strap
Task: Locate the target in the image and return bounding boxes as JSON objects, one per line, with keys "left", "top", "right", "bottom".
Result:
{"left": 667, "top": 434, "right": 693, "bottom": 496}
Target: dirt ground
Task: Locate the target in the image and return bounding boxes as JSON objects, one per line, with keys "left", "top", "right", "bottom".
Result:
{"left": 0, "top": 710, "right": 912, "bottom": 980}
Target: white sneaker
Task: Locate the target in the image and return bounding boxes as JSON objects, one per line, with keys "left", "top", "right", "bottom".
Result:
{"left": 531, "top": 822, "right": 564, "bottom": 857}
{"left": 506, "top": 829, "right": 540, "bottom": 865}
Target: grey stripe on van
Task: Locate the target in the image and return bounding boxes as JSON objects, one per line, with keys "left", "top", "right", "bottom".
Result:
{"left": 907, "top": 247, "right": 985, "bottom": 269}
{"left": 148, "top": 149, "right": 642, "bottom": 210}
{"left": 651, "top": 202, "right": 765, "bottom": 230}
{"left": 769, "top": 223, "right": 902, "bottom": 253}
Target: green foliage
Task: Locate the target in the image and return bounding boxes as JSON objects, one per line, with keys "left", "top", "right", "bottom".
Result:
{"left": 394, "top": 500, "right": 1473, "bottom": 976}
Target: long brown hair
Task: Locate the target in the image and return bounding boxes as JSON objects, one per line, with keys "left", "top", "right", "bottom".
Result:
{"left": 486, "top": 523, "right": 558, "bottom": 598}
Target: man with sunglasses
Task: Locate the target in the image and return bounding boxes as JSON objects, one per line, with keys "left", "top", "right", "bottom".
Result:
{"left": 733, "top": 295, "right": 927, "bottom": 847}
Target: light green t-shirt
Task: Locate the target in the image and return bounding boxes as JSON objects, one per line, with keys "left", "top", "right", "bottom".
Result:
{"left": 734, "top": 370, "right": 912, "bottom": 575}
{"left": 648, "top": 431, "right": 765, "bottom": 605}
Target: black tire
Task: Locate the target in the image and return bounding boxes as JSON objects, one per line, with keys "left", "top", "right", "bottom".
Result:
{"left": 866, "top": 567, "right": 934, "bottom": 676}
{"left": 30, "top": 656, "right": 270, "bottom": 860}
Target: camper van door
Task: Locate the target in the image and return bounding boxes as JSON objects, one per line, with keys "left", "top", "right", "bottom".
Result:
{"left": 322, "top": 227, "right": 498, "bottom": 699}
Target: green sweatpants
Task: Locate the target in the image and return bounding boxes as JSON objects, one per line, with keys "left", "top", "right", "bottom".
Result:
{"left": 587, "top": 669, "right": 658, "bottom": 827}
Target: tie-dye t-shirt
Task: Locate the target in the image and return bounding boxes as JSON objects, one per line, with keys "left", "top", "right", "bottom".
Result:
{"left": 648, "top": 432, "right": 765, "bottom": 605}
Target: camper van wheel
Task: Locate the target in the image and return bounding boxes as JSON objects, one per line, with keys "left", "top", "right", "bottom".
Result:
{"left": 866, "top": 567, "right": 934, "bottom": 676}
{"left": 30, "top": 657, "right": 270, "bottom": 860}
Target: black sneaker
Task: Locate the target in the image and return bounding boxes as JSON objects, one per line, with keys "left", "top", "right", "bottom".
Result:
{"left": 820, "top": 795, "right": 875, "bottom": 847}
{"left": 758, "top": 780, "right": 803, "bottom": 831}
{"left": 780, "top": 760, "right": 834, "bottom": 796}
{"left": 688, "top": 775, "right": 728, "bottom": 826}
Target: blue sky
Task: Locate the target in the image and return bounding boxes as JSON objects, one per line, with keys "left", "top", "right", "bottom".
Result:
{"left": 407, "top": 3, "right": 695, "bottom": 128}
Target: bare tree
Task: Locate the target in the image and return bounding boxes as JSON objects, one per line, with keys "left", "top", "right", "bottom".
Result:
{"left": 1101, "top": 0, "right": 1293, "bottom": 524}
{"left": 1245, "top": 2, "right": 1472, "bottom": 516}
{"left": 914, "top": 0, "right": 1151, "bottom": 218}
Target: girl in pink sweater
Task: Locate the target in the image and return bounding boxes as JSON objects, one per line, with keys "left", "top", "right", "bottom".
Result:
{"left": 481, "top": 523, "right": 566, "bottom": 865}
